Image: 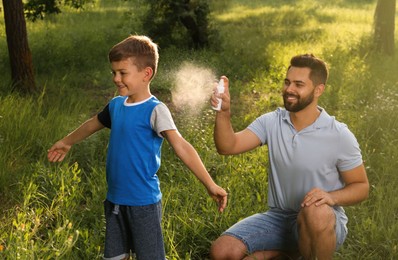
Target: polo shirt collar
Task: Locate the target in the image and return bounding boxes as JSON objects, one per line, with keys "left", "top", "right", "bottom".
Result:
{"left": 313, "top": 107, "right": 331, "bottom": 129}
{"left": 282, "top": 106, "right": 330, "bottom": 130}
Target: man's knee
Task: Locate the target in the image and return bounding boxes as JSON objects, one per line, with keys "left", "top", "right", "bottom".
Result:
{"left": 210, "top": 235, "right": 247, "bottom": 260}
{"left": 298, "top": 204, "right": 335, "bottom": 233}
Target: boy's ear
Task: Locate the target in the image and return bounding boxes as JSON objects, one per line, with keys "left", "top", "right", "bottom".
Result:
{"left": 144, "top": 67, "right": 153, "bottom": 81}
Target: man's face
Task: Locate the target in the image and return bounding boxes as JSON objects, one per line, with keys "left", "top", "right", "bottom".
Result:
{"left": 282, "top": 67, "right": 316, "bottom": 112}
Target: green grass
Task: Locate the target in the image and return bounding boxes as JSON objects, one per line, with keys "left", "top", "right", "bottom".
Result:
{"left": 1, "top": 0, "right": 398, "bottom": 259}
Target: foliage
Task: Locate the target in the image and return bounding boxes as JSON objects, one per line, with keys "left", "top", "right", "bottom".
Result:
{"left": 24, "top": 0, "right": 91, "bottom": 21}
{"left": 142, "top": 0, "right": 211, "bottom": 49}
{"left": 1, "top": 162, "right": 105, "bottom": 259}
{"left": 1, "top": 0, "right": 397, "bottom": 259}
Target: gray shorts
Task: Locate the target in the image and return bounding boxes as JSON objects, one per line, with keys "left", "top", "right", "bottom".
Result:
{"left": 103, "top": 199, "right": 165, "bottom": 260}
{"left": 223, "top": 207, "right": 348, "bottom": 254}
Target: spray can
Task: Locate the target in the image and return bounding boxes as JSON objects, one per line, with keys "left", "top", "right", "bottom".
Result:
{"left": 212, "top": 79, "right": 225, "bottom": 111}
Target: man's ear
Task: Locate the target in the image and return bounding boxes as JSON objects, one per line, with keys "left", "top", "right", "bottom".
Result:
{"left": 315, "top": 84, "right": 325, "bottom": 97}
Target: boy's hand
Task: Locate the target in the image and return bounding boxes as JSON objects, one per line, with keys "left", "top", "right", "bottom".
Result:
{"left": 47, "top": 140, "right": 71, "bottom": 162}
{"left": 207, "top": 184, "right": 228, "bottom": 213}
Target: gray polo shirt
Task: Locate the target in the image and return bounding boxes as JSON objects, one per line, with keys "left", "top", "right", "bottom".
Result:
{"left": 248, "top": 107, "right": 363, "bottom": 212}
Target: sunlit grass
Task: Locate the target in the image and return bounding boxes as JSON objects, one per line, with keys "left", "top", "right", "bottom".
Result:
{"left": 1, "top": 0, "right": 397, "bottom": 258}
{"left": 217, "top": 6, "right": 274, "bottom": 21}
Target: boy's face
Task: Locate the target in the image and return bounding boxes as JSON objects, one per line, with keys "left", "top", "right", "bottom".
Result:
{"left": 111, "top": 57, "right": 151, "bottom": 101}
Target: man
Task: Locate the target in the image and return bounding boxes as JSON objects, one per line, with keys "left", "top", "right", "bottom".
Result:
{"left": 210, "top": 54, "right": 369, "bottom": 260}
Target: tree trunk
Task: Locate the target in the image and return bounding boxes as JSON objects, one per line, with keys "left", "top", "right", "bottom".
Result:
{"left": 3, "top": 0, "right": 36, "bottom": 93}
{"left": 374, "top": 0, "right": 396, "bottom": 55}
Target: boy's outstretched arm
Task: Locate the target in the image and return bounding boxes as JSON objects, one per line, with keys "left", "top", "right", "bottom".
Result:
{"left": 162, "top": 130, "right": 228, "bottom": 212}
{"left": 48, "top": 115, "right": 105, "bottom": 162}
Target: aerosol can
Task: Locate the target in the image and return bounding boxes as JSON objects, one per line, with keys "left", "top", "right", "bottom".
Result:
{"left": 212, "top": 79, "right": 225, "bottom": 111}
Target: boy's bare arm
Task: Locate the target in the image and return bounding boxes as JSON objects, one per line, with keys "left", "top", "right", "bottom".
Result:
{"left": 48, "top": 115, "right": 105, "bottom": 162}
{"left": 162, "top": 129, "right": 228, "bottom": 212}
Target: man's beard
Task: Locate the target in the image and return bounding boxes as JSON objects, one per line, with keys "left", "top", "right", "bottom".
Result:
{"left": 283, "top": 90, "right": 315, "bottom": 112}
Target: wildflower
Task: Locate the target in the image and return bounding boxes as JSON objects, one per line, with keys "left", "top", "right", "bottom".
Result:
{"left": 0, "top": 244, "right": 4, "bottom": 251}
{"left": 35, "top": 217, "right": 41, "bottom": 226}
{"left": 67, "top": 235, "right": 73, "bottom": 246}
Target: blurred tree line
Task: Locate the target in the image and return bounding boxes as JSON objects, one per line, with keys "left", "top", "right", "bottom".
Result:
{"left": 1, "top": 0, "right": 396, "bottom": 94}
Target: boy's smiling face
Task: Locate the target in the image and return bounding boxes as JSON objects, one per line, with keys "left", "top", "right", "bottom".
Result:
{"left": 111, "top": 57, "right": 152, "bottom": 103}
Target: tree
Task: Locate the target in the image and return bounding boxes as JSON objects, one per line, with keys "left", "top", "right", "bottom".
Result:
{"left": 374, "top": 0, "right": 396, "bottom": 55}
{"left": 2, "top": 0, "right": 88, "bottom": 94}
{"left": 144, "top": 0, "right": 211, "bottom": 49}
{"left": 2, "top": 0, "right": 36, "bottom": 93}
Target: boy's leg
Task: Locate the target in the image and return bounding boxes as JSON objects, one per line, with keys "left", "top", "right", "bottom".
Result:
{"left": 127, "top": 201, "right": 165, "bottom": 260}
{"left": 210, "top": 210, "right": 299, "bottom": 260}
{"left": 103, "top": 200, "right": 131, "bottom": 260}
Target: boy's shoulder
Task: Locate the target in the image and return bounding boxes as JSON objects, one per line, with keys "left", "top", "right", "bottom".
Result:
{"left": 108, "top": 95, "right": 164, "bottom": 109}
{"left": 109, "top": 95, "right": 125, "bottom": 103}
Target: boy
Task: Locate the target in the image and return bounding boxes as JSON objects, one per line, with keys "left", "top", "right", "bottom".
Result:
{"left": 48, "top": 35, "right": 228, "bottom": 260}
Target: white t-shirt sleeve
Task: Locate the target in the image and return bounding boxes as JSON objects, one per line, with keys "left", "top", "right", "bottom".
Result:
{"left": 150, "top": 103, "right": 177, "bottom": 137}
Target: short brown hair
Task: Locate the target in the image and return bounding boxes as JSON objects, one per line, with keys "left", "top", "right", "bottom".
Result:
{"left": 108, "top": 35, "right": 159, "bottom": 79}
{"left": 289, "top": 54, "right": 328, "bottom": 86}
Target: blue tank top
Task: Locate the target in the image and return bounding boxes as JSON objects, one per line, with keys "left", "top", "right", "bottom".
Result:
{"left": 106, "top": 96, "right": 163, "bottom": 206}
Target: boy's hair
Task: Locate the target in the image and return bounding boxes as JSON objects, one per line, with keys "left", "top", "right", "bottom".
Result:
{"left": 289, "top": 54, "right": 328, "bottom": 86}
{"left": 109, "top": 35, "right": 159, "bottom": 79}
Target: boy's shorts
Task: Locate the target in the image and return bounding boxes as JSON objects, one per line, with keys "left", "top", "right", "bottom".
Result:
{"left": 103, "top": 199, "right": 165, "bottom": 260}
{"left": 222, "top": 207, "right": 348, "bottom": 254}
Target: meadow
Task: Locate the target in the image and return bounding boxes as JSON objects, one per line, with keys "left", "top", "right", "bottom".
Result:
{"left": 0, "top": 0, "right": 397, "bottom": 259}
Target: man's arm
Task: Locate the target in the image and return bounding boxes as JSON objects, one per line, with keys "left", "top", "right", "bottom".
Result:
{"left": 330, "top": 163, "right": 369, "bottom": 206}
{"left": 162, "top": 129, "right": 228, "bottom": 212}
{"left": 302, "top": 164, "right": 369, "bottom": 207}
{"left": 47, "top": 115, "right": 105, "bottom": 162}
{"left": 211, "top": 76, "right": 261, "bottom": 155}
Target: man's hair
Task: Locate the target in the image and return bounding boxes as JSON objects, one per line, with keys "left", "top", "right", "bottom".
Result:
{"left": 108, "top": 35, "right": 159, "bottom": 79}
{"left": 289, "top": 54, "right": 328, "bottom": 86}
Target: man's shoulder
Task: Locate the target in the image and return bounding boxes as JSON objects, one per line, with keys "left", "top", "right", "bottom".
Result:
{"left": 258, "top": 107, "right": 286, "bottom": 121}
{"left": 318, "top": 110, "right": 353, "bottom": 139}
{"left": 248, "top": 108, "right": 285, "bottom": 132}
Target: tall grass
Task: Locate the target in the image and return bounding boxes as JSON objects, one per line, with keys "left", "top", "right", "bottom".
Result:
{"left": 1, "top": 0, "right": 397, "bottom": 259}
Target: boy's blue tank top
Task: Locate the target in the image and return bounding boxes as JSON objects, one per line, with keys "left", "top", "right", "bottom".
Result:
{"left": 106, "top": 96, "right": 163, "bottom": 206}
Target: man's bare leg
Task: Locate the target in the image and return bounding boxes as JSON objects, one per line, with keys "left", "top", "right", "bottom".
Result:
{"left": 210, "top": 235, "right": 247, "bottom": 259}
{"left": 297, "top": 204, "right": 336, "bottom": 260}
{"left": 243, "top": 250, "right": 300, "bottom": 260}
{"left": 211, "top": 235, "right": 300, "bottom": 260}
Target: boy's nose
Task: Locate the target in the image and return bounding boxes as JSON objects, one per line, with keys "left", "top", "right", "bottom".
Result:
{"left": 113, "top": 74, "right": 121, "bottom": 83}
